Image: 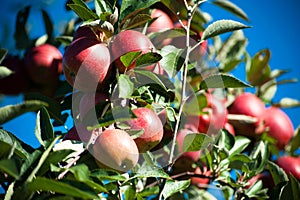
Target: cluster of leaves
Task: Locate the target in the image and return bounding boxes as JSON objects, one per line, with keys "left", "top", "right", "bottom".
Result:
{"left": 0, "top": 0, "right": 300, "bottom": 199}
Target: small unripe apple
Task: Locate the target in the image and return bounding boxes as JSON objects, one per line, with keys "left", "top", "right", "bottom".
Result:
{"left": 0, "top": 55, "right": 30, "bottom": 95}
{"left": 92, "top": 129, "right": 139, "bottom": 172}
{"left": 127, "top": 107, "right": 164, "bottom": 152}
{"left": 263, "top": 107, "right": 294, "bottom": 149}
{"left": 25, "top": 44, "right": 62, "bottom": 85}
{"left": 79, "top": 92, "right": 110, "bottom": 121}
{"left": 277, "top": 156, "right": 300, "bottom": 179}
{"left": 110, "top": 30, "right": 157, "bottom": 73}
{"left": 228, "top": 93, "right": 266, "bottom": 137}
{"left": 63, "top": 37, "right": 112, "bottom": 92}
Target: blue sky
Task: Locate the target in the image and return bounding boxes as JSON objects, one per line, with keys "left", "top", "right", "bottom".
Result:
{"left": 0, "top": 0, "right": 300, "bottom": 149}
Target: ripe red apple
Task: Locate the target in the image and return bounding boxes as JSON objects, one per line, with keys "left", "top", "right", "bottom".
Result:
{"left": 191, "top": 166, "right": 211, "bottom": 188}
{"left": 224, "top": 122, "right": 235, "bottom": 136}
{"left": 79, "top": 92, "right": 110, "bottom": 121}
{"left": 73, "top": 26, "right": 100, "bottom": 41}
{"left": 110, "top": 30, "right": 158, "bottom": 73}
{"left": 277, "top": 156, "right": 300, "bottom": 179}
{"left": 63, "top": 124, "right": 92, "bottom": 143}
{"left": 126, "top": 107, "right": 164, "bottom": 152}
{"left": 24, "top": 44, "right": 62, "bottom": 86}
{"left": 149, "top": 9, "right": 174, "bottom": 32}
{"left": 176, "top": 127, "right": 201, "bottom": 162}
{"left": 63, "top": 37, "right": 112, "bottom": 92}
{"left": 186, "top": 94, "right": 227, "bottom": 135}
{"left": 0, "top": 55, "right": 30, "bottom": 95}
{"left": 263, "top": 107, "right": 294, "bottom": 149}
{"left": 92, "top": 129, "right": 139, "bottom": 172}
{"left": 228, "top": 93, "right": 266, "bottom": 137}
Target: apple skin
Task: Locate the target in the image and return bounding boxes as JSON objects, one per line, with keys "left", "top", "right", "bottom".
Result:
{"left": 277, "top": 156, "right": 300, "bottom": 179}
{"left": 263, "top": 107, "right": 294, "bottom": 149}
{"left": 63, "top": 124, "right": 92, "bottom": 143}
{"left": 63, "top": 37, "right": 112, "bottom": 92}
{"left": 191, "top": 166, "right": 211, "bottom": 188}
{"left": 149, "top": 9, "right": 174, "bottom": 32}
{"left": 127, "top": 107, "right": 164, "bottom": 153}
{"left": 110, "top": 30, "right": 158, "bottom": 73}
{"left": 223, "top": 122, "right": 235, "bottom": 136}
{"left": 24, "top": 44, "right": 62, "bottom": 86}
{"left": 186, "top": 94, "right": 227, "bottom": 135}
{"left": 79, "top": 92, "right": 110, "bottom": 121}
{"left": 228, "top": 92, "right": 266, "bottom": 137}
{"left": 92, "top": 129, "right": 139, "bottom": 172}
{"left": 176, "top": 127, "right": 201, "bottom": 162}
{"left": 245, "top": 172, "right": 274, "bottom": 189}
{"left": 0, "top": 55, "right": 30, "bottom": 95}
{"left": 73, "top": 26, "right": 99, "bottom": 41}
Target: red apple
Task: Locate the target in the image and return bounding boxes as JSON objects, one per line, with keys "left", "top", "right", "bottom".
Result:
{"left": 63, "top": 37, "right": 112, "bottom": 92}
{"left": 73, "top": 26, "right": 100, "bottom": 41}
{"left": 79, "top": 92, "right": 110, "bottom": 121}
{"left": 63, "top": 124, "right": 92, "bottom": 143}
{"left": 127, "top": 107, "right": 164, "bottom": 152}
{"left": 277, "top": 156, "right": 300, "bottom": 179}
{"left": 263, "top": 107, "right": 294, "bottom": 149}
{"left": 228, "top": 93, "right": 266, "bottom": 137}
{"left": 92, "top": 129, "right": 139, "bottom": 172}
{"left": 110, "top": 30, "right": 158, "bottom": 73}
{"left": 149, "top": 9, "right": 174, "bottom": 32}
{"left": 0, "top": 55, "right": 30, "bottom": 95}
{"left": 24, "top": 44, "right": 62, "bottom": 86}
{"left": 191, "top": 166, "right": 211, "bottom": 188}
{"left": 246, "top": 172, "right": 274, "bottom": 189}
{"left": 186, "top": 94, "right": 227, "bottom": 135}
{"left": 224, "top": 122, "right": 235, "bottom": 136}
{"left": 176, "top": 127, "right": 201, "bottom": 162}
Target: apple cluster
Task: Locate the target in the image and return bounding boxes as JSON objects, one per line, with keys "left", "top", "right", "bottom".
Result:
{"left": 0, "top": 44, "right": 63, "bottom": 97}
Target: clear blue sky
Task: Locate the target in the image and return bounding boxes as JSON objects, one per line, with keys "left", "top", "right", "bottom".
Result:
{"left": 1, "top": 0, "right": 300, "bottom": 148}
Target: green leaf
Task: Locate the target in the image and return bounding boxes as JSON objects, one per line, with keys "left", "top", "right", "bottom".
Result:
{"left": 41, "top": 9, "right": 53, "bottom": 41}
{"left": 132, "top": 163, "right": 170, "bottom": 180}
{"left": 119, "top": 0, "right": 160, "bottom": 21}
{"left": 202, "top": 19, "right": 251, "bottom": 41}
{"left": 289, "top": 126, "right": 300, "bottom": 156}
{"left": 136, "top": 52, "right": 162, "bottom": 68}
{"left": 55, "top": 35, "right": 73, "bottom": 45}
{"left": 91, "top": 169, "right": 127, "bottom": 181}
{"left": 0, "top": 100, "right": 48, "bottom": 125}
{"left": 217, "top": 129, "right": 235, "bottom": 151}
{"left": 162, "top": 180, "right": 190, "bottom": 199}
{"left": 0, "top": 159, "right": 19, "bottom": 179}
{"left": 199, "top": 73, "right": 252, "bottom": 90}
{"left": 213, "top": 0, "right": 249, "bottom": 21}
{"left": 69, "top": 164, "right": 90, "bottom": 182}
{"left": 121, "top": 13, "right": 152, "bottom": 30}
{"left": 229, "top": 136, "right": 251, "bottom": 157}
{"left": 67, "top": 4, "right": 99, "bottom": 21}
{"left": 0, "top": 48, "right": 8, "bottom": 63}
{"left": 27, "top": 177, "right": 99, "bottom": 199}
{"left": 182, "top": 133, "right": 214, "bottom": 152}
{"left": 26, "top": 136, "right": 61, "bottom": 182}
{"left": 159, "top": 45, "right": 186, "bottom": 77}
{"left": 14, "top": 6, "right": 32, "bottom": 49}
{"left": 123, "top": 185, "right": 136, "bottom": 200}
{"left": 267, "top": 160, "right": 289, "bottom": 185}
{"left": 277, "top": 97, "right": 300, "bottom": 108}
{"left": 248, "top": 141, "right": 268, "bottom": 174}
{"left": 120, "top": 51, "right": 142, "bottom": 68}
{"left": 0, "top": 129, "right": 33, "bottom": 159}
{"left": 134, "top": 69, "right": 169, "bottom": 91}
{"left": 246, "top": 49, "right": 271, "bottom": 86}
{"left": 118, "top": 74, "right": 134, "bottom": 98}
{"left": 280, "top": 174, "right": 300, "bottom": 200}
{"left": 0, "top": 66, "right": 14, "bottom": 79}
{"left": 35, "top": 107, "right": 54, "bottom": 147}
{"left": 95, "top": 0, "right": 113, "bottom": 15}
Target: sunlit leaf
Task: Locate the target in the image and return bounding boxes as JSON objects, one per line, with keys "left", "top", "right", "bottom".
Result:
{"left": 35, "top": 107, "right": 54, "bottom": 147}
{"left": 67, "top": 4, "right": 99, "bottom": 21}
{"left": 27, "top": 177, "right": 99, "bottom": 198}
{"left": 202, "top": 20, "right": 251, "bottom": 41}
{"left": 122, "top": 13, "right": 152, "bottom": 30}
{"left": 213, "top": 0, "right": 249, "bottom": 21}
{"left": 199, "top": 73, "right": 252, "bottom": 90}
{"left": 118, "top": 74, "right": 134, "bottom": 98}
{"left": 182, "top": 133, "right": 214, "bottom": 152}
{"left": 136, "top": 52, "right": 162, "bottom": 67}
{"left": 0, "top": 159, "right": 19, "bottom": 179}
{"left": 267, "top": 160, "right": 289, "bottom": 185}
{"left": 0, "top": 100, "right": 48, "bottom": 125}
{"left": 0, "top": 66, "right": 14, "bottom": 79}
{"left": 229, "top": 136, "right": 251, "bottom": 157}
{"left": 0, "top": 48, "right": 8, "bottom": 63}
{"left": 162, "top": 180, "right": 190, "bottom": 199}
